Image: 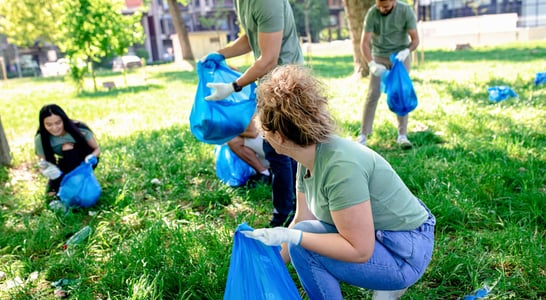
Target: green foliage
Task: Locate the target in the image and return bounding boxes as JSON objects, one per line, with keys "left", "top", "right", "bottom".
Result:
{"left": 0, "top": 42, "right": 545, "bottom": 299}
{"left": 135, "top": 48, "right": 150, "bottom": 61}
{"left": 0, "top": 0, "right": 64, "bottom": 47}
{"left": 58, "top": 0, "right": 144, "bottom": 92}
{"left": 319, "top": 27, "right": 351, "bottom": 42}
{"left": 289, "top": 0, "right": 330, "bottom": 42}
{"left": 198, "top": 0, "right": 228, "bottom": 31}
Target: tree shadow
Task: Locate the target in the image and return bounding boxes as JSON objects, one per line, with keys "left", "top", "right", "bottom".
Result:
{"left": 76, "top": 84, "right": 163, "bottom": 98}
{"left": 424, "top": 45, "right": 546, "bottom": 62}
{"left": 308, "top": 55, "right": 354, "bottom": 78}
{"left": 149, "top": 70, "right": 198, "bottom": 83}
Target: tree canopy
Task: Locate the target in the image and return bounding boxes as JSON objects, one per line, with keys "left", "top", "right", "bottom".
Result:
{"left": 0, "top": 0, "right": 63, "bottom": 47}
{"left": 289, "top": 0, "right": 330, "bottom": 43}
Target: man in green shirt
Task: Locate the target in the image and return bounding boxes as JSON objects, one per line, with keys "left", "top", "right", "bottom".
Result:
{"left": 203, "top": 0, "right": 303, "bottom": 227}
{"left": 358, "top": 0, "right": 420, "bottom": 150}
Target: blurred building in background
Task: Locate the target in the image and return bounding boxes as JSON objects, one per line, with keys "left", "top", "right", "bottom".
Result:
{"left": 417, "top": 0, "right": 546, "bottom": 27}
{"left": 1, "top": 0, "right": 545, "bottom": 78}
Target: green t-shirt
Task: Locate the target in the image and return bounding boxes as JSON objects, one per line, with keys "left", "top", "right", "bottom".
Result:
{"left": 296, "top": 136, "right": 428, "bottom": 231}
{"left": 235, "top": 0, "right": 304, "bottom": 65}
{"left": 363, "top": 1, "right": 417, "bottom": 58}
{"left": 35, "top": 128, "right": 94, "bottom": 157}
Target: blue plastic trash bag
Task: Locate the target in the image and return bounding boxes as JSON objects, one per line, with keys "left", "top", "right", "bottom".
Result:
{"left": 58, "top": 159, "right": 101, "bottom": 208}
{"left": 190, "top": 54, "right": 257, "bottom": 145}
{"left": 534, "top": 72, "right": 546, "bottom": 86}
{"left": 383, "top": 54, "right": 418, "bottom": 116}
{"left": 224, "top": 223, "right": 301, "bottom": 300}
{"left": 487, "top": 86, "right": 518, "bottom": 103}
{"left": 215, "top": 144, "right": 255, "bottom": 187}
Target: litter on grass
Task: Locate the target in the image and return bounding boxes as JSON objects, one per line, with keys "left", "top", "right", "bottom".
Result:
{"left": 534, "top": 72, "right": 546, "bottom": 86}
{"left": 487, "top": 86, "right": 518, "bottom": 102}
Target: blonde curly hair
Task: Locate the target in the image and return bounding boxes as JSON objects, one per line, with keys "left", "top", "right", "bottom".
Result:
{"left": 256, "top": 64, "right": 335, "bottom": 146}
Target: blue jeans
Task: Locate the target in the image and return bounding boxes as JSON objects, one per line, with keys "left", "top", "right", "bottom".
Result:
{"left": 288, "top": 202, "right": 435, "bottom": 300}
{"left": 263, "top": 140, "right": 296, "bottom": 216}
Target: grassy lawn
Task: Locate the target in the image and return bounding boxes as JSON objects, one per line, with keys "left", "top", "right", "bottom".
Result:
{"left": 0, "top": 41, "right": 545, "bottom": 299}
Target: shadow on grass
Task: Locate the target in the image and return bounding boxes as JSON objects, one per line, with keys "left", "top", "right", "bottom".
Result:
{"left": 308, "top": 55, "right": 354, "bottom": 78}
{"left": 424, "top": 45, "right": 546, "bottom": 62}
{"left": 96, "top": 125, "right": 223, "bottom": 210}
{"left": 148, "top": 70, "right": 198, "bottom": 83}
{"left": 76, "top": 84, "right": 163, "bottom": 98}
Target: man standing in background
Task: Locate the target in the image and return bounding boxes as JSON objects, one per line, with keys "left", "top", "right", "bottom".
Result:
{"left": 358, "top": 0, "right": 419, "bottom": 150}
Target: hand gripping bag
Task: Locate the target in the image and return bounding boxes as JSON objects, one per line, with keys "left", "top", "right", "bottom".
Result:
{"left": 383, "top": 54, "right": 418, "bottom": 116}
{"left": 215, "top": 144, "right": 255, "bottom": 187}
{"left": 58, "top": 158, "right": 101, "bottom": 208}
{"left": 190, "top": 53, "right": 257, "bottom": 144}
{"left": 224, "top": 223, "right": 301, "bottom": 300}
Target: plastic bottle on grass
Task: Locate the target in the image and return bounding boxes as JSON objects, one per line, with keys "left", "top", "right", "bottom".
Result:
{"left": 63, "top": 226, "right": 92, "bottom": 250}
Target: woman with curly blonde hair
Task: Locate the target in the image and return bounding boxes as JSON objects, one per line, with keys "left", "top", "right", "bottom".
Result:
{"left": 243, "top": 65, "right": 435, "bottom": 300}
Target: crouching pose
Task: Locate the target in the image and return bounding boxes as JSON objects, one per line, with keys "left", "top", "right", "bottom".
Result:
{"left": 35, "top": 104, "right": 100, "bottom": 196}
{"left": 243, "top": 65, "right": 435, "bottom": 300}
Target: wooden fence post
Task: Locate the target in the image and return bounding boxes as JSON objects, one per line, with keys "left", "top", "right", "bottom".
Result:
{"left": 0, "top": 115, "right": 12, "bottom": 166}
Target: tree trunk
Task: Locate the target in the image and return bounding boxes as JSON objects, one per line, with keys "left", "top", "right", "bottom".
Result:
{"left": 167, "top": 0, "right": 195, "bottom": 61}
{"left": 342, "top": 0, "right": 373, "bottom": 78}
{"left": 0, "top": 116, "right": 11, "bottom": 167}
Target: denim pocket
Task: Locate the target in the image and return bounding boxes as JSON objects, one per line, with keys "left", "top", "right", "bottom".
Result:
{"left": 375, "top": 230, "right": 415, "bottom": 259}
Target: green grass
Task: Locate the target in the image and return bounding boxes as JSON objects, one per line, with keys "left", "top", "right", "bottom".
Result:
{"left": 1, "top": 41, "right": 545, "bottom": 299}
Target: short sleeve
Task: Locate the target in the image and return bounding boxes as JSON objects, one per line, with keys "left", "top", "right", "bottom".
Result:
{"left": 35, "top": 134, "right": 45, "bottom": 157}
{"left": 254, "top": 0, "right": 284, "bottom": 33}
{"left": 323, "top": 161, "right": 371, "bottom": 211}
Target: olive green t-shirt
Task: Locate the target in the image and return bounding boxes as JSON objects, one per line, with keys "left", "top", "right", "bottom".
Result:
{"left": 363, "top": 1, "right": 417, "bottom": 58}
{"left": 296, "top": 136, "right": 428, "bottom": 231}
{"left": 35, "top": 128, "right": 94, "bottom": 157}
{"left": 235, "top": 0, "right": 304, "bottom": 65}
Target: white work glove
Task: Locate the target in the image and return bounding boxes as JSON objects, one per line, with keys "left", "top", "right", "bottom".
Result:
{"left": 205, "top": 82, "right": 235, "bottom": 101}
{"left": 39, "top": 161, "right": 62, "bottom": 180}
{"left": 84, "top": 154, "right": 97, "bottom": 164}
{"left": 241, "top": 227, "right": 303, "bottom": 246}
{"left": 395, "top": 48, "right": 410, "bottom": 62}
{"left": 368, "top": 60, "right": 387, "bottom": 77}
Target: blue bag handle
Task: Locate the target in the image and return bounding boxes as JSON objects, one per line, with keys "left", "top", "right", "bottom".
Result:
{"left": 190, "top": 56, "right": 257, "bottom": 145}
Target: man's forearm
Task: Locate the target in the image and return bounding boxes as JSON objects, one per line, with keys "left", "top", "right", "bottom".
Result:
{"left": 218, "top": 35, "right": 252, "bottom": 59}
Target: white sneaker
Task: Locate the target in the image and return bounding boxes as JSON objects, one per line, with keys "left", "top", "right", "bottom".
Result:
{"left": 372, "top": 288, "right": 408, "bottom": 300}
{"left": 356, "top": 134, "right": 367, "bottom": 146}
{"left": 397, "top": 135, "right": 412, "bottom": 149}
